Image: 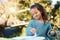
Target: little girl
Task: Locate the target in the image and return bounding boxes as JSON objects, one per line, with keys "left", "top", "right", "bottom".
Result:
{"left": 26, "top": 3, "right": 56, "bottom": 40}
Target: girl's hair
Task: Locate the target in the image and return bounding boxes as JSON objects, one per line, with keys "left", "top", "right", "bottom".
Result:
{"left": 30, "top": 3, "right": 48, "bottom": 23}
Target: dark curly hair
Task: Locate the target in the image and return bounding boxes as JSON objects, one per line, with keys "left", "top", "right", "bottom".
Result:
{"left": 30, "top": 3, "right": 48, "bottom": 23}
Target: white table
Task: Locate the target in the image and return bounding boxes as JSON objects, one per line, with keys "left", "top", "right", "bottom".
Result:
{"left": 0, "top": 36, "right": 45, "bottom": 40}
{"left": 0, "top": 37, "right": 9, "bottom": 40}
{"left": 10, "top": 36, "right": 45, "bottom": 40}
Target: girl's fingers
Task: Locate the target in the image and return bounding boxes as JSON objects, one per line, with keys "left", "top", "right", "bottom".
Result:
{"left": 30, "top": 28, "right": 36, "bottom": 34}
{"left": 50, "top": 31, "right": 55, "bottom": 35}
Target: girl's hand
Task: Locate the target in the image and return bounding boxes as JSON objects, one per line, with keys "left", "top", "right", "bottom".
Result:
{"left": 50, "top": 30, "right": 55, "bottom": 36}
{"left": 30, "top": 28, "right": 36, "bottom": 34}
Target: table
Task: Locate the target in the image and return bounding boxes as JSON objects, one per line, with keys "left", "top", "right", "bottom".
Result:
{"left": 10, "top": 36, "right": 45, "bottom": 40}
{"left": 0, "top": 36, "right": 45, "bottom": 40}
{"left": 0, "top": 37, "right": 9, "bottom": 40}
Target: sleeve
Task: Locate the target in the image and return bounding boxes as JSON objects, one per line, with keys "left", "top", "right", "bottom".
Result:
{"left": 47, "top": 23, "right": 57, "bottom": 40}
{"left": 26, "top": 20, "right": 34, "bottom": 36}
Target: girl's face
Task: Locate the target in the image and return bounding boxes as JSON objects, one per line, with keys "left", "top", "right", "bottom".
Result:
{"left": 30, "top": 7, "right": 42, "bottom": 20}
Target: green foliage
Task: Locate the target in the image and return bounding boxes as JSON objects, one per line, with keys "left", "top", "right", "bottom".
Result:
{"left": 16, "top": 11, "right": 32, "bottom": 21}
{"left": 18, "top": 0, "right": 30, "bottom": 8}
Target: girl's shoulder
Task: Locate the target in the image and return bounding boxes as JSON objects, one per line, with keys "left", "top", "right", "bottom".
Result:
{"left": 45, "top": 21, "right": 51, "bottom": 25}
{"left": 29, "top": 20, "right": 51, "bottom": 24}
{"left": 29, "top": 19, "right": 36, "bottom": 22}
{"left": 29, "top": 19, "right": 39, "bottom": 24}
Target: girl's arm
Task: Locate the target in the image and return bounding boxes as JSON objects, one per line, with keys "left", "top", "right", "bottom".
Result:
{"left": 47, "top": 23, "right": 57, "bottom": 40}
{"left": 26, "top": 20, "right": 34, "bottom": 36}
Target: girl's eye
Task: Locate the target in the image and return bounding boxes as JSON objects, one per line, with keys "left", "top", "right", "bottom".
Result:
{"left": 35, "top": 12, "right": 38, "bottom": 14}
{"left": 32, "top": 14, "right": 34, "bottom": 16}
{"left": 32, "top": 12, "right": 38, "bottom": 16}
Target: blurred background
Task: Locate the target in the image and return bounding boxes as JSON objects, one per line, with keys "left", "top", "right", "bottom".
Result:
{"left": 0, "top": 0, "right": 60, "bottom": 40}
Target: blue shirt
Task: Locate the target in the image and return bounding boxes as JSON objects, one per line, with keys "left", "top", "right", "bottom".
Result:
{"left": 26, "top": 20, "right": 56, "bottom": 40}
